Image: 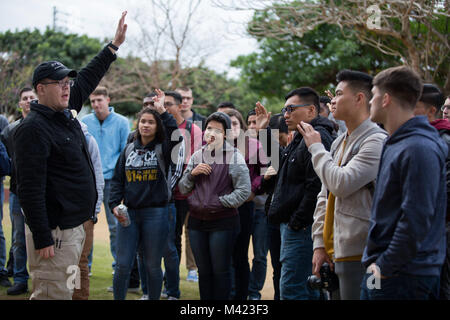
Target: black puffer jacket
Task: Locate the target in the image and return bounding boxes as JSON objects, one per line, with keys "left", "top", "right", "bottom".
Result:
{"left": 267, "top": 116, "right": 335, "bottom": 230}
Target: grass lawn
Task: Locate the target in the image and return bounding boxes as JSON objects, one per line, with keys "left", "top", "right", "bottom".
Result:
{"left": 0, "top": 202, "right": 200, "bottom": 300}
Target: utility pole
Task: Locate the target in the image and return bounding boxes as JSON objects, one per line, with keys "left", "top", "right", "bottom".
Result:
{"left": 52, "top": 6, "right": 57, "bottom": 31}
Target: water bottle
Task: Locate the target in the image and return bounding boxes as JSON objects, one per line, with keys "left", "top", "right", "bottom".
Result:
{"left": 117, "top": 204, "right": 130, "bottom": 227}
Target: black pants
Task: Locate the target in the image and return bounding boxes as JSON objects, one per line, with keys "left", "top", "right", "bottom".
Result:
{"left": 174, "top": 199, "right": 190, "bottom": 265}
{"left": 268, "top": 221, "right": 281, "bottom": 300}
{"left": 232, "top": 201, "right": 255, "bottom": 300}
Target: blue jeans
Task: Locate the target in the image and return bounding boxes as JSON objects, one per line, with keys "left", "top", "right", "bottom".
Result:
{"left": 248, "top": 209, "right": 270, "bottom": 299}
{"left": 279, "top": 223, "right": 319, "bottom": 300}
{"left": 9, "top": 192, "right": 29, "bottom": 284}
{"left": 0, "top": 183, "right": 6, "bottom": 274}
{"left": 360, "top": 272, "right": 440, "bottom": 300}
{"left": 139, "top": 202, "right": 180, "bottom": 298}
{"left": 103, "top": 179, "right": 117, "bottom": 269}
{"left": 113, "top": 206, "right": 168, "bottom": 300}
{"left": 189, "top": 227, "right": 238, "bottom": 300}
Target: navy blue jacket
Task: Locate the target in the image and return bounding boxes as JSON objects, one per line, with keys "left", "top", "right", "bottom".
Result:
{"left": 362, "top": 116, "right": 448, "bottom": 277}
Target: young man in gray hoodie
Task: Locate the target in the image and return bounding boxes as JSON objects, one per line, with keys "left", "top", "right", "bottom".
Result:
{"left": 298, "top": 70, "right": 387, "bottom": 300}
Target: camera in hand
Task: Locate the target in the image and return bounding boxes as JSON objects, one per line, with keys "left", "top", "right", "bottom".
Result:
{"left": 307, "top": 263, "right": 339, "bottom": 292}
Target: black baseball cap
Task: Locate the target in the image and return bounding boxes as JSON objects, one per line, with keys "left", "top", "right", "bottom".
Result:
{"left": 32, "top": 61, "right": 77, "bottom": 88}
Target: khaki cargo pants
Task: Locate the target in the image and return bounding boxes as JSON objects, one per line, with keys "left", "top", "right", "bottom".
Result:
{"left": 25, "top": 224, "right": 85, "bottom": 300}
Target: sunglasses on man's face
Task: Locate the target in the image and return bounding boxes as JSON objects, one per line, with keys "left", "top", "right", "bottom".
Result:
{"left": 281, "top": 103, "right": 312, "bottom": 114}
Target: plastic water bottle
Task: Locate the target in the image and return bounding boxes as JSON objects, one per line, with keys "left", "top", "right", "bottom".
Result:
{"left": 117, "top": 204, "right": 130, "bottom": 227}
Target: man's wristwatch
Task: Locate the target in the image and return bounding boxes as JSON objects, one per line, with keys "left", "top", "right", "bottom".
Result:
{"left": 107, "top": 41, "right": 119, "bottom": 51}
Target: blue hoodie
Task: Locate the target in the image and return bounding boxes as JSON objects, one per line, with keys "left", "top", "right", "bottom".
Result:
{"left": 362, "top": 116, "right": 448, "bottom": 277}
{"left": 82, "top": 107, "right": 130, "bottom": 180}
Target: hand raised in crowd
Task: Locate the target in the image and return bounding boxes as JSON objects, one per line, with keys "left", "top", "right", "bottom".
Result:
{"left": 286, "top": 131, "right": 294, "bottom": 145}
{"left": 325, "top": 89, "right": 335, "bottom": 113}
{"left": 297, "top": 121, "right": 322, "bottom": 148}
{"left": 109, "top": 11, "right": 128, "bottom": 53}
{"left": 254, "top": 101, "right": 271, "bottom": 131}
{"left": 152, "top": 88, "right": 166, "bottom": 114}
{"left": 263, "top": 165, "right": 277, "bottom": 180}
{"left": 191, "top": 163, "right": 212, "bottom": 176}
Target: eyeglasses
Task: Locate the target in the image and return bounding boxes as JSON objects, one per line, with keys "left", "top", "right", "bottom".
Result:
{"left": 164, "top": 102, "right": 175, "bottom": 108}
{"left": 281, "top": 103, "right": 312, "bottom": 114}
{"left": 40, "top": 79, "right": 74, "bottom": 88}
{"left": 441, "top": 105, "right": 450, "bottom": 112}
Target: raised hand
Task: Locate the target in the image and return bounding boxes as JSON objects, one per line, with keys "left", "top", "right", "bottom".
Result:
{"left": 297, "top": 121, "right": 322, "bottom": 148}
{"left": 152, "top": 88, "right": 166, "bottom": 114}
{"left": 111, "top": 11, "right": 128, "bottom": 49}
{"left": 255, "top": 101, "right": 272, "bottom": 131}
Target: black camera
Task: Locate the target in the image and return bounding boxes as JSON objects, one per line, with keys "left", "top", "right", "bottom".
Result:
{"left": 307, "top": 263, "right": 339, "bottom": 292}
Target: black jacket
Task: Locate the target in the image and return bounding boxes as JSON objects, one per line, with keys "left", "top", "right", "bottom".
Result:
{"left": 13, "top": 45, "right": 117, "bottom": 250}
{"left": 267, "top": 116, "right": 335, "bottom": 229}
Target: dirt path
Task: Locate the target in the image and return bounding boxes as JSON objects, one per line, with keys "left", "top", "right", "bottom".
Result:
{"left": 94, "top": 207, "right": 276, "bottom": 300}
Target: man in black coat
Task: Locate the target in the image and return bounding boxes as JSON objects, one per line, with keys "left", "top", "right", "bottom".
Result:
{"left": 258, "top": 87, "right": 335, "bottom": 300}
{"left": 13, "top": 11, "right": 128, "bottom": 300}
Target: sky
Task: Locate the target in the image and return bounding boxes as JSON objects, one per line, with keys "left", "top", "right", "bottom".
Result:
{"left": 0, "top": 0, "right": 259, "bottom": 78}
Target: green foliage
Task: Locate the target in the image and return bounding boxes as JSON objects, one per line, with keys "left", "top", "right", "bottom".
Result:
{"left": 232, "top": 24, "right": 399, "bottom": 99}
{"left": 0, "top": 28, "right": 103, "bottom": 116}
{"left": 0, "top": 27, "right": 102, "bottom": 69}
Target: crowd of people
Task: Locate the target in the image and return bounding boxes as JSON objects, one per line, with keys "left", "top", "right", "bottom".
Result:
{"left": 0, "top": 11, "right": 449, "bottom": 301}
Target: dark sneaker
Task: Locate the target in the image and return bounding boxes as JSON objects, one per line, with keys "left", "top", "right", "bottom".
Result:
{"left": 7, "top": 283, "right": 28, "bottom": 295}
{"left": 0, "top": 275, "right": 12, "bottom": 288}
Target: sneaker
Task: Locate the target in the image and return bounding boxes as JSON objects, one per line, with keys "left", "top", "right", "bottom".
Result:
{"left": 168, "top": 296, "right": 178, "bottom": 300}
{"left": 139, "top": 294, "right": 148, "bottom": 300}
{"left": 7, "top": 283, "right": 28, "bottom": 295}
{"left": 107, "top": 285, "right": 140, "bottom": 293}
{"left": 186, "top": 270, "right": 198, "bottom": 282}
{"left": 160, "top": 290, "right": 168, "bottom": 299}
{"left": 127, "top": 287, "right": 140, "bottom": 294}
{"left": 0, "top": 275, "right": 12, "bottom": 288}
{"left": 88, "top": 272, "right": 93, "bottom": 277}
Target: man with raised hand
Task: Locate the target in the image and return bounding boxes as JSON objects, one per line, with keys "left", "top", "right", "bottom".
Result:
{"left": 13, "top": 11, "right": 128, "bottom": 300}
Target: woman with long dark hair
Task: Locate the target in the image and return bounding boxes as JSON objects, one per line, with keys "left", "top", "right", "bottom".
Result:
{"left": 109, "top": 89, "right": 180, "bottom": 300}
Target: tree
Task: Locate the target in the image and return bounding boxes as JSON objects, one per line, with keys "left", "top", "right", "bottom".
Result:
{"left": 0, "top": 28, "right": 102, "bottom": 115}
{"left": 217, "top": 0, "right": 450, "bottom": 94}
{"left": 231, "top": 23, "right": 399, "bottom": 99}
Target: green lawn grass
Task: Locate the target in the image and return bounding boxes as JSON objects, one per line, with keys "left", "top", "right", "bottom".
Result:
{"left": 0, "top": 203, "right": 200, "bottom": 300}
